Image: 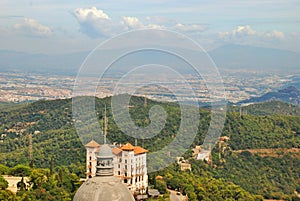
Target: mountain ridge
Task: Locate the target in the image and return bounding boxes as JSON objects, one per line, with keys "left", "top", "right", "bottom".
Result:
{"left": 239, "top": 86, "right": 300, "bottom": 106}
{"left": 1, "top": 44, "right": 300, "bottom": 74}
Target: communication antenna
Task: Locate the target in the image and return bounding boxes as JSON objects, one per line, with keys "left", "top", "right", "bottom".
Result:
{"left": 239, "top": 107, "right": 242, "bottom": 118}
{"left": 144, "top": 96, "right": 147, "bottom": 107}
{"left": 29, "top": 133, "right": 33, "bottom": 160}
{"left": 104, "top": 105, "right": 107, "bottom": 144}
{"left": 135, "top": 138, "right": 138, "bottom": 146}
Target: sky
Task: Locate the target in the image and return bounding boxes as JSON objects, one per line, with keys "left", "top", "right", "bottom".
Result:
{"left": 0, "top": 0, "right": 300, "bottom": 54}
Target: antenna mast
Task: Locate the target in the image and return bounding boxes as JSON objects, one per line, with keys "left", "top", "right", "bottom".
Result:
{"left": 144, "top": 96, "right": 147, "bottom": 107}
{"left": 29, "top": 133, "right": 32, "bottom": 160}
{"left": 104, "top": 105, "right": 107, "bottom": 144}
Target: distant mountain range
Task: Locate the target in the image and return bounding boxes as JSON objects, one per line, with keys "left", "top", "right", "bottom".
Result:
{"left": 239, "top": 86, "right": 300, "bottom": 106}
{"left": 210, "top": 44, "right": 300, "bottom": 72}
{"left": 0, "top": 44, "right": 299, "bottom": 75}
{"left": 0, "top": 50, "right": 88, "bottom": 75}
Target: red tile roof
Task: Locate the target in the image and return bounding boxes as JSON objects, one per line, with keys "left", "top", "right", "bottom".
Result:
{"left": 120, "top": 143, "right": 148, "bottom": 155}
{"left": 120, "top": 143, "right": 135, "bottom": 151}
{"left": 86, "top": 141, "right": 148, "bottom": 155}
{"left": 85, "top": 140, "right": 100, "bottom": 148}
{"left": 112, "top": 147, "right": 122, "bottom": 155}
{"left": 133, "top": 146, "right": 148, "bottom": 155}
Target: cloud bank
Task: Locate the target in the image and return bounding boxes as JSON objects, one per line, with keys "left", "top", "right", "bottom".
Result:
{"left": 14, "top": 18, "right": 53, "bottom": 37}
{"left": 73, "top": 7, "right": 205, "bottom": 38}
{"left": 219, "top": 25, "right": 285, "bottom": 41}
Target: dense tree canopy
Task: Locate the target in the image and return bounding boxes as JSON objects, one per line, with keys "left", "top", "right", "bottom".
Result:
{"left": 0, "top": 97, "right": 299, "bottom": 200}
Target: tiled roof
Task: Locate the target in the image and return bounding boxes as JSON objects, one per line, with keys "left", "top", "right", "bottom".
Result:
{"left": 85, "top": 140, "right": 100, "bottom": 148}
{"left": 120, "top": 143, "right": 135, "bottom": 151}
{"left": 112, "top": 147, "right": 122, "bottom": 155}
{"left": 133, "top": 146, "right": 148, "bottom": 155}
{"left": 120, "top": 143, "right": 148, "bottom": 155}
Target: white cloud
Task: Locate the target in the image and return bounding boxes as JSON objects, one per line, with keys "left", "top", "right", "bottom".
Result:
{"left": 265, "top": 30, "right": 285, "bottom": 39}
{"left": 73, "top": 7, "right": 166, "bottom": 38}
{"left": 73, "top": 7, "right": 114, "bottom": 38}
{"left": 219, "top": 25, "right": 285, "bottom": 41}
{"left": 14, "top": 18, "right": 52, "bottom": 37}
{"left": 174, "top": 23, "right": 205, "bottom": 33}
{"left": 146, "top": 24, "right": 164, "bottom": 29}
{"left": 121, "top": 16, "right": 165, "bottom": 30}
{"left": 233, "top": 25, "right": 256, "bottom": 37}
{"left": 74, "top": 7, "right": 110, "bottom": 22}
{"left": 121, "top": 16, "right": 144, "bottom": 29}
{"left": 73, "top": 7, "right": 206, "bottom": 38}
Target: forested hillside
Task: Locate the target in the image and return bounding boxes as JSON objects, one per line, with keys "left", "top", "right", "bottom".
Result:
{"left": 231, "top": 100, "right": 300, "bottom": 116}
{"left": 213, "top": 152, "right": 300, "bottom": 200}
{"left": 0, "top": 97, "right": 299, "bottom": 200}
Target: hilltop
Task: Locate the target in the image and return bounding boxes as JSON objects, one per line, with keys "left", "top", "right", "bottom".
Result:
{"left": 231, "top": 100, "right": 300, "bottom": 116}
{"left": 239, "top": 86, "right": 300, "bottom": 106}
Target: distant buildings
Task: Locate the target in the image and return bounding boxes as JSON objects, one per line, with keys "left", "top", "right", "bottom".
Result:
{"left": 196, "top": 149, "right": 211, "bottom": 161}
{"left": 1, "top": 70, "right": 293, "bottom": 103}
{"left": 193, "top": 145, "right": 211, "bottom": 161}
{"left": 194, "top": 136, "right": 230, "bottom": 162}
{"left": 85, "top": 140, "right": 148, "bottom": 195}
{"left": 176, "top": 157, "right": 192, "bottom": 171}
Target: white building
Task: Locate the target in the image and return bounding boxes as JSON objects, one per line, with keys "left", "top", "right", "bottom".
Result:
{"left": 2, "top": 175, "right": 31, "bottom": 193}
{"left": 85, "top": 140, "right": 148, "bottom": 195}
{"left": 196, "top": 149, "right": 211, "bottom": 161}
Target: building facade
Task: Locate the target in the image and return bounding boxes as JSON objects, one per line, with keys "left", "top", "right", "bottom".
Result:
{"left": 85, "top": 140, "right": 148, "bottom": 195}
{"left": 74, "top": 143, "right": 135, "bottom": 201}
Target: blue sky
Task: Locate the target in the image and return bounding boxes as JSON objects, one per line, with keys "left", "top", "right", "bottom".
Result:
{"left": 0, "top": 0, "right": 300, "bottom": 54}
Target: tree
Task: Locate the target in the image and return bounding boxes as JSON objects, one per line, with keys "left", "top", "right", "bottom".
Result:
{"left": 0, "top": 176, "right": 8, "bottom": 190}
{"left": 155, "top": 179, "right": 167, "bottom": 194}
{"left": 29, "top": 169, "right": 49, "bottom": 189}
{"left": 10, "top": 164, "right": 31, "bottom": 177}
{"left": 0, "top": 189, "right": 18, "bottom": 201}
{"left": 0, "top": 164, "right": 9, "bottom": 175}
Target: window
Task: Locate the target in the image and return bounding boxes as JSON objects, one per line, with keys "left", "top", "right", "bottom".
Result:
{"left": 89, "top": 156, "right": 92, "bottom": 160}
{"left": 118, "top": 171, "right": 120, "bottom": 175}
{"left": 125, "top": 159, "right": 127, "bottom": 163}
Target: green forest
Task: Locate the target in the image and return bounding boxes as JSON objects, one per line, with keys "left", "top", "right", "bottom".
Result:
{"left": 0, "top": 97, "right": 299, "bottom": 200}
